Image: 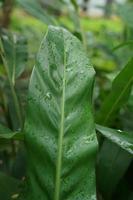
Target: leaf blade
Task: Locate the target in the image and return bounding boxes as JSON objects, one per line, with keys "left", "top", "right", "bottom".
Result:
{"left": 96, "top": 57, "right": 133, "bottom": 125}
{"left": 23, "top": 26, "right": 98, "bottom": 200}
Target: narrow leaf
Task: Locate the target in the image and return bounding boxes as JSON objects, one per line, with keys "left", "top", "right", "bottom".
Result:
{"left": 96, "top": 58, "right": 133, "bottom": 199}
{"left": 70, "top": 0, "right": 79, "bottom": 11}
{"left": 96, "top": 57, "right": 133, "bottom": 125}
{"left": 113, "top": 40, "right": 133, "bottom": 51}
{"left": 22, "top": 26, "right": 98, "bottom": 200}
{"left": 17, "top": 0, "right": 56, "bottom": 25}
{"left": 96, "top": 124, "right": 133, "bottom": 155}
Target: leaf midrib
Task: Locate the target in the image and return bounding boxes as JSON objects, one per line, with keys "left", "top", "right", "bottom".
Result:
{"left": 54, "top": 30, "right": 66, "bottom": 200}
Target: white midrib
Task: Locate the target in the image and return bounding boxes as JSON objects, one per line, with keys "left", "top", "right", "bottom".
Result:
{"left": 54, "top": 33, "right": 66, "bottom": 200}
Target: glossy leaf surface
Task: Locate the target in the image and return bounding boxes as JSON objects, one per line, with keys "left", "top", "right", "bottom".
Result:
{"left": 22, "top": 26, "right": 98, "bottom": 200}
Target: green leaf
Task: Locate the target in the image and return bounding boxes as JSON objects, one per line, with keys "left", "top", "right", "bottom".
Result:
{"left": 97, "top": 58, "right": 133, "bottom": 200}
{"left": 70, "top": 0, "right": 79, "bottom": 11}
{"left": 113, "top": 40, "right": 133, "bottom": 51}
{"left": 0, "top": 124, "right": 24, "bottom": 140}
{"left": 96, "top": 58, "right": 133, "bottom": 199}
{"left": 96, "top": 124, "right": 133, "bottom": 155}
{"left": 96, "top": 57, "right": 133, "bottom": 125}
{"left": 0, "top": 30, "right": 28, "bottom": 81}
{"left": 17, "top": 0, "right": 56, "bottom": 25}
{"left": 0, "top": 32, "right": 23, "bottom": 129}
{"left": 97, "top": 140, "right": 133, "bottom": 200}
{"left": 22, "top": 26, "right": 98, "bottom": 199}
{"left": 0, "top": 172, "right": 21, "bottom": 200}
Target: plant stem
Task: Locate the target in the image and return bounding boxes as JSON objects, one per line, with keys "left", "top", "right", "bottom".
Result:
{"left": 72, "top": 1, "right": 87, "bottom": 51}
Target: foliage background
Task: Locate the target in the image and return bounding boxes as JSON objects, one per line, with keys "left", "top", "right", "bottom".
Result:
{"left": 0, "top": 0, "right": 133, "bottom": 199}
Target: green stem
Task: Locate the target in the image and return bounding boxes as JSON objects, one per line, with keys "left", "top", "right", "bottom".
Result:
{"left": 0, "top": 38, "right": 23, "bottom": 129}
{"left": 12, "top": 35, "right": 16, "bottom": 86}
{"left": 73, "top": 2, "right": 87, "bottom": 51}
{"left": 78, "top": 15, "right": 87, "bottom": 52}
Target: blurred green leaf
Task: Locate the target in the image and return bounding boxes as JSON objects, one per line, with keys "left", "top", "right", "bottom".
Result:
{"left": 96, "top": 57, "right": 133, "bottom": 125}
{"left": 113, "top": 40, "right": 133, "bottom": 51}
{"left": 0, "top": 172, "right": 21, "bottom": 200}
{"left": 17, "top": 0, "right": 56, "bottom": 25}
{"left": 0, "top": 124, "right": 23, "bottom": 140}
{"left": 70, "top": 0, "right": 78, "bottom": 11}
{"left": 0, "top": 34, "right": 23, "bottom": 129}
{"left": 0, "top": 30, "right": 28, "bottom": 81}
{"left": 96, "top": 124, "right": 133, "bottom": 155}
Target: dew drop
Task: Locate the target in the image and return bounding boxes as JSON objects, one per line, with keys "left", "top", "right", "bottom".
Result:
{"left": 44, "top": 92, "right": 52, "bottom": 100}
{"left": 80, "top": 70, "right": 84, "bottom": 74}
{"left": 117, "top": 129, "right": 122, "bottom": 133}
{"left": 66, "top": 68, "right": 72, "bottom": 72}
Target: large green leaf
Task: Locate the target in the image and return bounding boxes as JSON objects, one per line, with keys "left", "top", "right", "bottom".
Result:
{"left": 21, "top": 26, "right": 98, "bottom": 200}
{"left": 96, "top": 57, "right": 133, "bottom": 125}
{"left": 96, "top": 125, "right": 133, "bottom": 155}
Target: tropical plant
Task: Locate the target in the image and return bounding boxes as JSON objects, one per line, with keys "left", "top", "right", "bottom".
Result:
{"left": 0, "top": 1, "right": 133, "bottom": 200}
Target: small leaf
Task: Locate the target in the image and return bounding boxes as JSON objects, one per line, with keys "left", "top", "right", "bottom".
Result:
{"left": 0, "top": 124, "right": 24, "bottom": 140}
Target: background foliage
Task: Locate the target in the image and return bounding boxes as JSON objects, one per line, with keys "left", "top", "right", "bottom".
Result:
{"left": 0, "top": 0, "right": 133, "bottom": 199}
